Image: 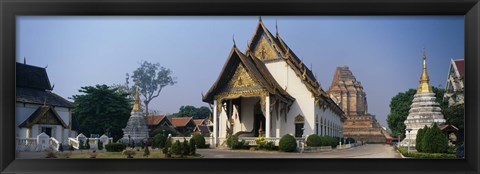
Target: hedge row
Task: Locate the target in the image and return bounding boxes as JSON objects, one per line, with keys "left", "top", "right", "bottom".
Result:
{"left": 105, "top": 143, "right": 127, "bottom": 152}
{"left": 305, "top": 135, "right": 343, "bottom": 148}
{"left": 398, "top": 147, "right": 455, "bottom": 159}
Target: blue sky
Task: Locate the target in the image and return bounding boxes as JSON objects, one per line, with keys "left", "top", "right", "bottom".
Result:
{"left": 16, "top": 16, "right": 464, "bottom": 128}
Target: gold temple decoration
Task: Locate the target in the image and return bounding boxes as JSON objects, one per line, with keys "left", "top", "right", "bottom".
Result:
{"left": 227, "top": 64, "right": 257, "bottom": 88}
{"left": 417, "top": 48, "right": 433, "bottom": 94}
{"left": 133, "top": 80, "right": 141, "bottom": 111}
{"left": 254, "top": 37, "right": 278, "bottom": 60}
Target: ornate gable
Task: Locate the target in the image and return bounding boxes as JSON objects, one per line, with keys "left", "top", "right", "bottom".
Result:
{"left": 226, "top": 64, "right": 258, "bottom": 89}
{"left": 252, "top": 36, "right": 279, "bottom": 61}
{"left": 19, "top": 106, "right": 68, "bottom": 128}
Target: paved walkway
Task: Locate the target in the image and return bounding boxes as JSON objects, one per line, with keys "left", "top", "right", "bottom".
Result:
{"left": 197, "top": 144, "right": 401, "bottom": 158}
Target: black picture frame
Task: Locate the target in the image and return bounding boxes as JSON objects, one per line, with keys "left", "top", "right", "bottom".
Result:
{"left": 1, "top": 0, "right": 478, "bottom": 174}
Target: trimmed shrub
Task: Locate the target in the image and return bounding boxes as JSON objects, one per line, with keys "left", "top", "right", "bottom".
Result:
{"left": 255, "top": 137, "right": 268, "bottom": 146}
{"left": 85, "top": 141, "right": 91, "bottom": 150}
{"left": 79, "top": 140, "right": 85, "bottom": 149}
{"left": 69, "top": 144, "right": 75, "bottom": 151}
{"left": 58, "top": 143, "right": 64, "bottom": 152}
{"left": 279, "top": 134, "right": 297, "bottom": 152}
{"left": 416, "top": 125, "right": 428, "bottom": 152}
{"left": 45, "top": 150, "right": 57, "bottom": 158}
{"left": 98, "top": 141, "right": 104, "bottom": 150}
{"left": 182, "top": 139, "right": 190, "bottom": 156}
{"left": 306, "top": 134, "right": 321, "bottom": 147}
{"left": 191, "top": 134, "right": 207, "bottom": 148}
{"left": 419, "top": 124, "right": 449, "bottom": 153}
{"left": 226, "top": 135, "right": 239, "bottom": 149}
{"left": 122, "top": 149, "right": 136, "bottom": 158}
{"left": 189, "top": 138, "right": 196, "bottom": 155}
{"left": 163, "top": 136, "right": 173, "bottom": 157}
{"left": 170, "top": 140, "right": 182, "bottom": 155}
{"left": 153, "top": 134, "right": 167, "bottom": 149}
{"left": 143, "top": 146, "right": 150, "bottom": 157}
{"left": 105, "top": 143, "right": 127, "bottom": 152}
{"left": 429, "top": 124, "right": 449, "bottom": 153}
{"left": 263, "top": 141, "right": 276, "bottom": 150}
{"left": 238, "top": 140, "right": 250, "bottom": 149}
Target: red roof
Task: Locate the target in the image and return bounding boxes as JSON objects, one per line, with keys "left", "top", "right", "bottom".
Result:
{"left": 194, "top": 119, "right": 205, "bottom": 126}
{"left": 145, "top": 115, "right": 166, "bottom": 125}
{"left": 170, "top": 117, "right": 193, "bottom": 127}
{"left": 454, "top": 59, "right": 464, "bottom": 78}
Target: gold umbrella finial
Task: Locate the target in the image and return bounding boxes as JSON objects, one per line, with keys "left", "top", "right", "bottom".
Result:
{"left": 133, "top": 80, "right": 141, "bottom": 111}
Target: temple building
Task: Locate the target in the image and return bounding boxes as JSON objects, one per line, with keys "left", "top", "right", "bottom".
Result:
{"left": 16, "top": 62, "right": 78, "bottom": 145}
{"left": 401, "top": 49, "right": 446, "bottom": 147}
{"left": 203, "top": 18, "right": 346, "bottom": 147}
{"left": 444, "top": 59, "right": 464, "bottom": 106}
{"left": 121, "top": 81, "right": 149, "bottom": 143}
{"left": 327, "top": 66, "right": 388, "bottom": 143}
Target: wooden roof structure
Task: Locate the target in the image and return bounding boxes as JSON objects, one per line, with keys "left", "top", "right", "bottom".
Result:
{"left": 246, "top": 19, "right": 345, "bottom": 117}
{"left": 18, "top": 105, "right": 68, "bottom": 128}
{"left": 202, "top": 46, "right": 295, "bottom": 104}
{"left": 16, "top": 62, "right": 74, "bottom": 108}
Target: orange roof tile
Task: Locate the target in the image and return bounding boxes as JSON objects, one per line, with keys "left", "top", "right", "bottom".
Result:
{"left": 193, "top": 119, "right": 205, "bottom": 126}
{"left": 171, "top": 117, "right": 193, "bottom": 127}
{"left": 145, "top": 115, "right": 166, "bottom": 125}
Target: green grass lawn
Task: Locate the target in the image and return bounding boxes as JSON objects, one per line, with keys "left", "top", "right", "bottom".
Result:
{"left": 56, "top": 151, "right": 199, "bottom": 158}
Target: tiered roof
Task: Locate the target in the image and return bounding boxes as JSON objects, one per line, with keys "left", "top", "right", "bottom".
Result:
{"left": 202, "top": 46, "right": 294, "bottom": 103}
{"left": 16, "top": 62, "right": 74, "bottom": 108}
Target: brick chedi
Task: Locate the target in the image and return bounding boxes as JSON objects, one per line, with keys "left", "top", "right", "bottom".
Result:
{"left": 328, "top": 66, "right": 387, "bottom": 143}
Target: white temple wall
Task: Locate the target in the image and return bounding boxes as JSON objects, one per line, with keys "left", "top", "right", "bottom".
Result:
{"left": 16, "top": 103, "right": 73, "bottom": 142}
{"left": 234, "top": 97, "right": 257, "bottom": 134}
{"left": 54, "top": 107, "right": 70, "bottom": 126}
{"left": 17, "top": 128, "right": 28, "bottom": 138}
{"left": 218, "top": 106, "right": 228, "bottom": 138}
{"left": 315, "top": 101, "right": 343, "bottom": 137}
{"left": 15, "top": 103, "right": 37, "bottom": 126}
{"left": 265, "top": 61, "right": 315, "bottom": 137}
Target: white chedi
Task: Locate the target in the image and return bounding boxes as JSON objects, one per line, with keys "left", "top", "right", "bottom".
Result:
{"left": 121, "top": 81, "right": 149, "bottom": 143}
{"left": 400, "top": 49, "right": 446, "bottom": 148}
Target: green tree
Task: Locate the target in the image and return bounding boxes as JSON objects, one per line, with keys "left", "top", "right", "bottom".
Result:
{"left": 172, "top": 105, "right": 211, "bottom": 119}
{"left": 420, "top": 123, "right": 449, "bottom": 153}
{"left": 129, "top": 61, "right": 177, "bottom": 116}
{"left": 416, "top": 125, "right": 428, "bottom": 152}
{"left": 442, "top": 103, "right": 464, "bottom": 143}
{"left": 72, "top": 85, "right": 131, "bottom": 141}
{"left": 387, "top": 87, "right": 448, "bottom": 137}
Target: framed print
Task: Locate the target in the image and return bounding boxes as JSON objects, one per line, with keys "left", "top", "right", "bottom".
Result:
{"left": 1, "top": 0, "right": 479, "bottom": 174}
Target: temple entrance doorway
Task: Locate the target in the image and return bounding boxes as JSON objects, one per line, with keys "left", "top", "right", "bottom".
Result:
{"left": 295, "top": 115, "right": 304, "bottom": 137}
{"left": 253, "top": 101, "right": 265, "bottom": 137}
{"left": 41, "top": 127, "right": 52, "bottom": 137}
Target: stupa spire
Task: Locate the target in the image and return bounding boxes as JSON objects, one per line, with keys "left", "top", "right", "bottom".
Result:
{"left": 133, "top": 80, "right": 141, "bottom": 111}
{"left": 417, "top": 48, "right": 432, "bottom": 94}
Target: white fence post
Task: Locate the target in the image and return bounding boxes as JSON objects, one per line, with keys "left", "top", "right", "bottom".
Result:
{"left": 37, "top": 132, "right": 50, "bottom": 151}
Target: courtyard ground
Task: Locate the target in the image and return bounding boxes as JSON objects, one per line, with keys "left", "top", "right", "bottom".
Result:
{"left": 17, "top": 144, "right": 401, "bottom": 159}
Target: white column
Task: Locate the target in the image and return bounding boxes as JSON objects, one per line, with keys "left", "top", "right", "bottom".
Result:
{"left": 265, "top": 95, "right": 271, "bottom": 138}
{"left": 276, "top": 105, "right": 281, "bottom": 138}
{"left": 213, "top": 100, "right": 218, "bottom": 146}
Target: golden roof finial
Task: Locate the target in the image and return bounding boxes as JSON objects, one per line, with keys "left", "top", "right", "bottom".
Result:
{"left": 233, "top": 34, "right": 236, "bottom": 48}
{"left": 275, "top": 19, "right": 279, "bottom": 36}
{"left": 417, "top": 48, "right": 432, "bottom": 94}
{"left": 133, "top": 80, "right": 141, "bottom": 111}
